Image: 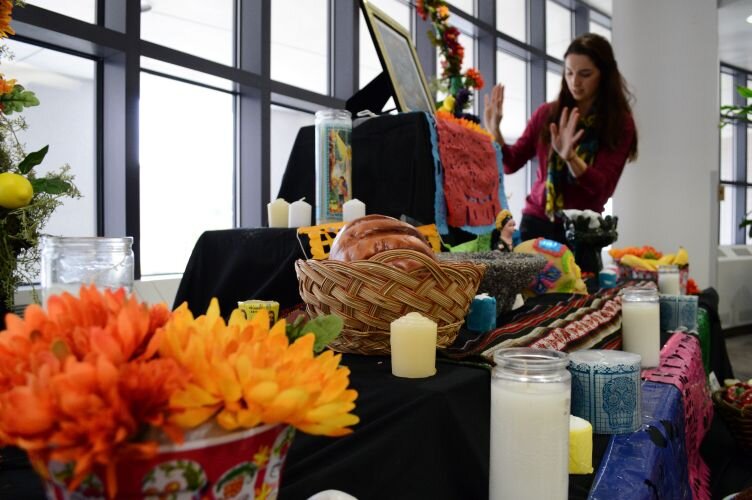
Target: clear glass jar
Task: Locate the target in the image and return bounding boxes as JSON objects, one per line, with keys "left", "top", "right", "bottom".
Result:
{"left": 657, "top": 264, "right": 681, "bottom": 295}
{"left": 489, "top": 348, "right": 570, "bottom": 500}
{"left": 314, "top": 109, "right": 352, "bottom": 224}
{"left": 621, "top": 287, "right": 660, "bottom": 368}
{"left": 39, "top": 235, "right": 134, "bottom": 306}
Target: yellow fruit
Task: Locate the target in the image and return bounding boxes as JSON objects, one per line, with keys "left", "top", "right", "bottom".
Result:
{"left": 0, "top": 172, "right": 33, "bottom": 209}
{"left": 657, "top": 254, "right": 675, "bottom": 266}
{"left": 620, "top": 254, "right": 657, "bottom": 271}
{"left": 674, "top": 246, "right": 689, "bottom": 267}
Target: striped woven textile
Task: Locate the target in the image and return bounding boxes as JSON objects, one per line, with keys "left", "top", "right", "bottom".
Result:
{"left": 443, "top": 285, "right": 625, "bottom": 363}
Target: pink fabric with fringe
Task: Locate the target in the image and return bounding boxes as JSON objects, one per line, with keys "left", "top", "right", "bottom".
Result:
{"left": 643, "top": 333, "right": 713, "bottom": 500}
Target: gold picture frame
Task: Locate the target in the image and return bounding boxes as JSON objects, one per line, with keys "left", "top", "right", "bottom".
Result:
{"left": 361, "top": 0, "right": 435, "bottom": 114}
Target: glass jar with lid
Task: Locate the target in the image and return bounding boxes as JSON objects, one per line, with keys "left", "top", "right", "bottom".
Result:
{"left": 39, "top": 235, "right": 134, "bottom": 306}
{"left": 489, "top": 347, "right": 570, "bottom": 500}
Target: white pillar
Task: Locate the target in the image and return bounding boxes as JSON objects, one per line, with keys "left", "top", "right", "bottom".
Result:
{"left": 611, "top": 0, "right": 719, "bottom": 288}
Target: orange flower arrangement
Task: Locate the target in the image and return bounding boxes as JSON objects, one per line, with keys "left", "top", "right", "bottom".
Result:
{"left": 0, "top": 0, "right": 15, "bottom": 39}
{"left": 0, "top": 287, "right": 358, "bottom": 497}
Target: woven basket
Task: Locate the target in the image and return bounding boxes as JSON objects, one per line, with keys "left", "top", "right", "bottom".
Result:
{"left": 295, "top": 249, "right": 485, "bottom": 355}
{"left": 713, "top": 390, "right": 752, "bottom": 454}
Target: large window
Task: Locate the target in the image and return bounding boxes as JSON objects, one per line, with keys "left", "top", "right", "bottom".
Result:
{"left": 9, "top": 0, "right": 612, "bottom": 281}
{"left": 719, "top": 67, "right": 752, "bottom": 245}
{"left": 139, "top": 73, "right": 234, "bottom": 275}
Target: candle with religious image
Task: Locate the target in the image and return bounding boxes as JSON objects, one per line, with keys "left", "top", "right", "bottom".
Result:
{"left": 315, "top": 109, "right": 352, "bottom": 224}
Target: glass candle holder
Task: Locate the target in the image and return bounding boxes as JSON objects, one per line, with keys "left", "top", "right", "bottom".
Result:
{"left": 39, "top": 235, "right": 134, "bottom": 306}
{"left": 314, "top": 109, "right": 352, "bottom": 224}
{"left": 621, "top": 287, "right": 660, "bottom": 368}
{"left": 658, "top": 264, "right": 681, "bottom": 295}
{"left": 490, "top": 348, "right": 571, "bottom": 500}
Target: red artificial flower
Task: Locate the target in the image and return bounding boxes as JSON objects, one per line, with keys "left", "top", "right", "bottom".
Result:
{"left": 417, "top": 0, "right": 427, "bottom": 20}
{"left": 465, "top": 68, "right": 485, "bottom": 90}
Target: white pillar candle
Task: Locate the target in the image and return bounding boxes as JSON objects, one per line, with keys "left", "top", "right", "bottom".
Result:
{"left": 267, "top": 198, "right": 289, "bottom": 228}
{"left": 621, "top": 288, "right": 661, "bottom": 368}
{"left": 390, "top": 312, "right": 437, "bottom": 378}
{"left": 342, "top": 198, "right": 366, "bottom": 223}
{"left": 288, "top": 198, "right": 312, "bottom": 228}
{"left": 490, "top": 349, "right": 570, "bottom": 500}
{"left": 658, "top": 266, "right": 681, "bottom": 295}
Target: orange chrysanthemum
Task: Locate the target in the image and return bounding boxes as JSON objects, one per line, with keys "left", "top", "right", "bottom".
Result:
{"left": 0, "top": 286, "right": 184, "bottom": 497}
{"left": 0, "top": 74, "right": 15, "bottom": 94}
{"left": 161, "top": 299, "right": 359, "bottom": 437}
{"left": 0, "top": 0, "right": 15, "bottom": 39}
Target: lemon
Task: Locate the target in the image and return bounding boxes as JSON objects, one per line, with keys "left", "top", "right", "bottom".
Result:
{"left": 0, "top": 172, "right": 34, "bottom": 209}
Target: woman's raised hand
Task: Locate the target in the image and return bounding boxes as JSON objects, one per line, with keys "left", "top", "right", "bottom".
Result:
{"left": 483, "top": 83, "right": 505, "bottom": 144}
{"left": 549, "top": 106, "right": 584, "bottom": 162}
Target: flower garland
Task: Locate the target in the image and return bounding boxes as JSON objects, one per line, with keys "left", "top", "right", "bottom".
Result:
{"left": 417, "top": 0, "right": 484, "bottom": 117}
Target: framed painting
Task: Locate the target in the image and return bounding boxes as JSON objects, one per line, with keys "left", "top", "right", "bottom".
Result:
{"left": 361, "top": 0, "right": 435, "bottom": 114}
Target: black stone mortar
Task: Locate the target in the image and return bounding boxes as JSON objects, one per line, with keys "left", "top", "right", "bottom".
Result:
{"left": 438, "top": 251, "right": 547, "bottom": 315}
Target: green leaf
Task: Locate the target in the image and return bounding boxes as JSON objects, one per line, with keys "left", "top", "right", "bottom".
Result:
{"left": 17, "top": 145, "right": 49, "bottom": 174}
{"left": 286, "top": 314, "right": 344, "bottom": 353}
{"left": 0, "top": 85, "right": 40, "bottom": 115}
{"left": 285, "top": 314, "right": 308, "bottom": 342}
{"left": 737, "top": 85, "right": 752, "bottom": 99}
{"left": 30, "top": 177, "right": 73, "bottom": 195}
{"left": 304, "top": 315, "right": 344, "bottom": 353}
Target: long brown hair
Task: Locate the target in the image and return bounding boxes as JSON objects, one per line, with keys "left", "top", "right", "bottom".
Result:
{"left": 544, "top": 33, "right": 638, "bottom": 161}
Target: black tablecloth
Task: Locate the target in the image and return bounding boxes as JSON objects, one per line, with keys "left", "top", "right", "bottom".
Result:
{"left": 281, "top": 356, "right": 490, "bottom": 500}
{"left": 172, "top": 228, "right": 306, "bottom": 316}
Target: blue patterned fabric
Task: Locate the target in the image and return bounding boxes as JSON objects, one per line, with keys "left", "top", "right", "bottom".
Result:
{"left": 588, "top": 381, "right": 692, "bottom": 500}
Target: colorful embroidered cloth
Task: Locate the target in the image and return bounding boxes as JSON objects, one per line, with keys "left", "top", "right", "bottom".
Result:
{"left": 425, "top": 113, "right": 507, "bottom": 235}
{"left": 443, "top": 285, "right": 624, "bottom": 362}
{"left": 643, "top": 333, "right": 713, "bottom": 500}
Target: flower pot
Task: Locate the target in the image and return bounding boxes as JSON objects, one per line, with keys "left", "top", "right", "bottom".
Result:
{"left": 40, "top": 424, "right": 294, "bottom": 500}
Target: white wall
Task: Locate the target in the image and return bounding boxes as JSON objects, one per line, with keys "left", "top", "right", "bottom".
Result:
{"left": 611, "top": 0, "right": 719, "bottom": 288}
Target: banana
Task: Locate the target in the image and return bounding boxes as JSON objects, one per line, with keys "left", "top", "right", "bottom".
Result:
{"left": 674, "top": 246, "right": 689, "bottom": 267}
{"left": 657, "top": 254, "right": 675, "bottom": 266}
{"left": 620, "top": 254, "right": 657, "bottom": 271}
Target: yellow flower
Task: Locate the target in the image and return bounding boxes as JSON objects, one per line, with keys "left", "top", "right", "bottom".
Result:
{"left": 0, "top": 0, "right": 15, "bottom": 39}
{"left": 252, "top": 445, "right": 270, "bottom": 467}
{"left": 161, "top": 299, "right": 359, "bottom": 436}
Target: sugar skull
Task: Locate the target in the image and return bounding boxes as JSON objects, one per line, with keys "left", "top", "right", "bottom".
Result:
{"left": 602, "top": 376, "right": 637, "bottom": 432}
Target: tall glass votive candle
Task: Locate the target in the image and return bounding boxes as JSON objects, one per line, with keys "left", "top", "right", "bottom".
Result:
{"left": 40, "top": 235, "right": 135, "bottom": 307}
{"left": 314, "top": 109, "right": 352, "bottom": 224}
{"left": 621, "top": 287, "right": 660, "bottom": 368}
{"left": 658, "top": 265, "right": 681, "bottom": 295}
{"left": 490, "top": 348, "right": 571, "bottom": 500}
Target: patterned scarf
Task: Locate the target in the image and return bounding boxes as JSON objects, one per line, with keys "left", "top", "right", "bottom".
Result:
{"left": 544, "top": 112, "right": 598, "bottom": 221}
